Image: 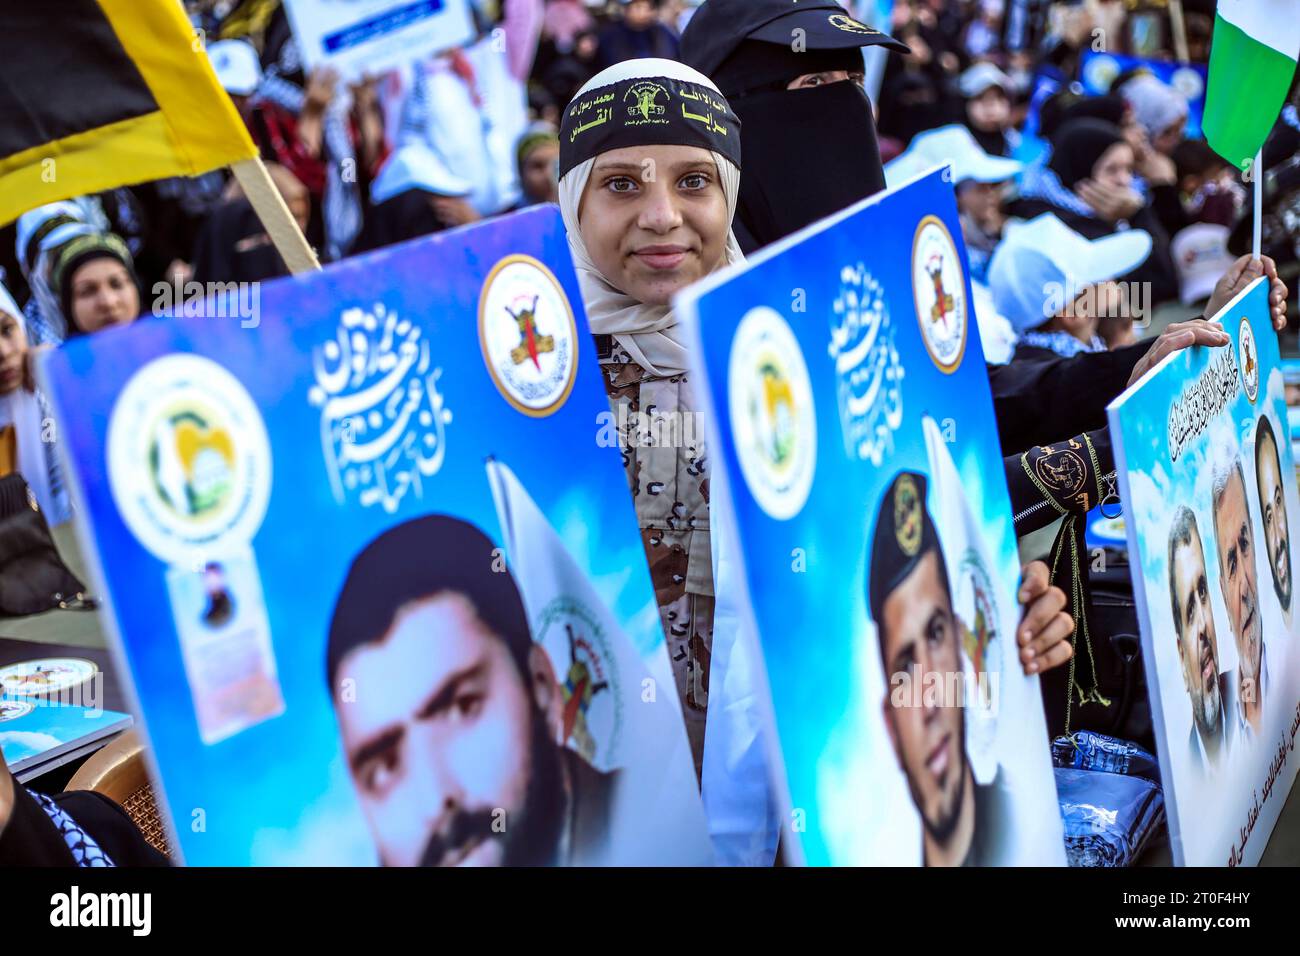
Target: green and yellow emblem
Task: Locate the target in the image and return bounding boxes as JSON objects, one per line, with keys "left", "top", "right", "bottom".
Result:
{"left": 894, "top": 473, "right": 922, "bottom": 557}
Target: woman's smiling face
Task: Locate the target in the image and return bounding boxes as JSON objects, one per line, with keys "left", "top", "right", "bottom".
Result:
{"left": 578, "top": 144, "right": 730, "bottom": 307}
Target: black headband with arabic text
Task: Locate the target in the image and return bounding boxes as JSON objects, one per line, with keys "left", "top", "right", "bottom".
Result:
{"left": 559, "top": 76, "right": 742, "bottom": 179}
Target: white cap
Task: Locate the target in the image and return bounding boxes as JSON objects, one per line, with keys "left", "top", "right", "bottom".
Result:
{"left": 14, "top": 201, "right": 93, "bottom": 274}
{"left": 884, "top": 124, "right": 1023, "bottom": 188}
{"left": 207, "top": 39, "right": 262, "bottom": 97}
{"left": 371, "top": 144, "right": 473, "bottom": 204}
{"left": 988, "top": 213, "right": 1153, "bottom": 333}
{"left": 1171, "top": 223, "right": 1234, "bottom": 306}
{"left": 970, "top": 279, "right": 1018, "bottom": 365}
{"left": 960, "top": 62, "right": 1012, "bottom": 99}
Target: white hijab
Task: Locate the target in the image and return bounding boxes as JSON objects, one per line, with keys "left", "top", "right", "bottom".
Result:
{"left": 0, "top": 282, "right": 66, "bottom": 521}
{"left": 15, "top": 201, "right": 100, "bottom": 345}
{"left": 558, "top": 59, "right": 745, "bottom": 378}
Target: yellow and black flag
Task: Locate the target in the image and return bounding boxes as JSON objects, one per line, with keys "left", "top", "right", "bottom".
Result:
{"left": 0, "top": 0, "right": 258, "bottom": 225}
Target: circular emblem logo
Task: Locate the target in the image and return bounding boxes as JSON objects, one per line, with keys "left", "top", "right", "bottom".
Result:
{"left": 957, "top": 550, "right": 1002, "bottom": 786}
{"left": 478, "top": 255, "right": 579, "bottom": 418}
{"left": 1089, "top": 512, "right": 1127, "bottom": 544}
{"left": 0, "top": 658, "right": 97, "bottom": 698}
{"left": 535, "top": 596, "right": 622, "bottom": 771}
{"left": 1034, "top": 448, "right": 1087, "bottom": 498}
{"left": 912, "top": 215, "right": 968, "bottom": 373}
{"left": 108, "top": 355, "right": 272, "bottom": 565}
{"left": 894, "top": 474, "right": 922, "bottom": 558}
{"left": 624, "top": 81, "right": 670, "bottom": 123}
{"left": 0, "top": 699, "right": 35, "bottom": 722}
{"left": 1239, "top": 316, "right": 1259, "bottom": 403}
{"left": 728, "top": 307, "right": 817, "bottom": 521}
{"left": 1170, "top": 66, "right": 1204, "bottom": 103}
{"left": 1082, "top": 54, "right": 1121, "bottom": 94}
{"left": 829, "top": 13, "right": 874, "bottom": 34}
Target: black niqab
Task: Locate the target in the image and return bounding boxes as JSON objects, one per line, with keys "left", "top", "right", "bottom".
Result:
{"left": 715, "top": 44, "right": 888, "bottom": 252}
{"left": 1047, "top": 119, "right": 1126, "bottom": 190}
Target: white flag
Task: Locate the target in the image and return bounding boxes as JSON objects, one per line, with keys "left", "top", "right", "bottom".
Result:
{"left": 486, "top": 458, "right": 713, "bottom": 864}
{"left": 923, "top": 414, "right": 1011, "bottom": 785}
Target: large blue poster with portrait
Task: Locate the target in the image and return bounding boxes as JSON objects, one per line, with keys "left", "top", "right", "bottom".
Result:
{"left": 677, "top": 168, "right": 1065, "bottom": 865}
{"left": 1109, "top": 278, "right": 1300, "bottom": 866}
{"left": 39, "top": 206, "right": 711, "bottom": 866}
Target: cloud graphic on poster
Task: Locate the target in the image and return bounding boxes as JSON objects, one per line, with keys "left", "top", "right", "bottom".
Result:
{"left": 1129, "top": 465, "right": 1172, "bottom": 579}
{"left": 814, "top": 615, "right": 918, "bottom": 866}
{"left": 1266, "top": 367, "right": 1285, "bottom": 411}
{"left": 0, "top": 731, "right": 60, "bottom": 753}
{"left": 552, "top": 490, "right": 661, "bottom": 661}
{"left": 249, "top": 767, "right": 376, "bottom": 866}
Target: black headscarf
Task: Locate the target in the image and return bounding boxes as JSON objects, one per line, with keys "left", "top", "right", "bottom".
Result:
{"left": 1048, "top": 119, "right": 1127, "bottom": 190}
{"left": 49, "top": 232, "right": 139, "bottom": 337}
{"left": 191, "top": 199, "right": 288, "bottom": 287}
{"left": 712, "top": 42, "right": 887, "bottom": 252}
{"left": 356, "top": 192, "right": 448, "bottom": 253}
{"left": 1040, "top": 93, "right": 1128, "bottom": 144}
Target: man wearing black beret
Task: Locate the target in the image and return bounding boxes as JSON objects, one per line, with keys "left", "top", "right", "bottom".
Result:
{"left": 868, "top": 471, "right": 1065, "bottom": 865}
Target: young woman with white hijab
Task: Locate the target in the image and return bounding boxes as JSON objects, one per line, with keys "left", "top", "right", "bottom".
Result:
{"left": 557, "top": 58, "right": 1089, "bottom": 866}
{"left": 0, "top": 282, "right": 70, "bottom": 524}
{"left": 558, "top": 58, "right": 782, "bottom": 866}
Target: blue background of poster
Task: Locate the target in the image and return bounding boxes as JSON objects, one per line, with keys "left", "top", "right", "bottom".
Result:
{"left": 1079, "top": 51, "right": 1208, "bottom": 139}
{"left": 1109, "top": 279, "right": 1300, "bottom": 865}
{"left": 679, "top": 169, "right": 1065, "bottom": 865}
{"left": 40, "top": 207, "right": 692, "bottom": 865}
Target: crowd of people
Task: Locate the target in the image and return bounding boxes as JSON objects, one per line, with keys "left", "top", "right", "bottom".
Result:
{"left": 2, "top": 0, "right": 1299, "bottom": 866}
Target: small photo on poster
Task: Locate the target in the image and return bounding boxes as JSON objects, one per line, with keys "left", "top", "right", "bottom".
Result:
{"left": 166, "top": 554, "right": 286, "bottom": 745}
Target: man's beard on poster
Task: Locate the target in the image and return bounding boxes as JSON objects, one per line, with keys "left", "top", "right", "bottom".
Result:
{"left": 1195, "top": 627, "right": 1222, "bottom": 732}
{"left": 1273, "top": 530, "right": 1291, "bottom": 610}
{"left": 915, "top": 697, "right": 969, "bottom": 847}
{"left": 417, "top": 703, "right": 566, "bottom": 867}
{"left": 1237, "top": 584, "right": 1263, "bottom": 686}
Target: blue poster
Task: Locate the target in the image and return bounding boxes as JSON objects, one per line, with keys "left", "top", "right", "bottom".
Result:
{"left": 282, "top": 0, "right": 476, "bottom": 80}
{"left": 678, "top": 169, "right": 1065, "bottom": 866}
{"left": 1109, "top": 278, "right": 1300, "bottom": 866}
{"left": 1079, "top": 51, "right": 1208, "bottom": 139}
{"left": 0, "top": 700, "right": 131, "bottom": 778}
{"left": 39, "top": 207, "right": 710, "bottom": 867}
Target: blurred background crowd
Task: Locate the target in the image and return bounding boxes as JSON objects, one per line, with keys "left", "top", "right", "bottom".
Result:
{"left": 2, "top": 0, "right": 1297, "bottom": 353}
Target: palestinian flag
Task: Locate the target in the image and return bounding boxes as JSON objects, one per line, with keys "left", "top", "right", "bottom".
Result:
{"left": 1203, "top": 0, "right": 1300, "bottom": 171}
{"left": 0, "top": 0, "right": 257, "bottom": 225}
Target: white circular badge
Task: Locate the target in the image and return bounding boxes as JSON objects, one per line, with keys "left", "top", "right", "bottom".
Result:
{"left": 1239, "top": 317, "right": 1259, "bottom": 404}
{"left": 728, "top": 307, "right": 817, "bottom": 521}
{"left": 1170, "top": 67, "right": 1204, "bottom": 103}
{"left": 912, "top": 216, "right": 968, "bottom": 373}
{"left": 0, "top": 658, "right": 97, "bottom": 698}
{"left": 0, "top": 699, "right": 35, "bottom": 721}
{"left": 955, "top": 551, "right": 1002, "bottom": 785}
{"left": 107, "top": 354, "right": 273, "bottom": 565}
{"left": 1082, "top": 54, "right": 1121, "bottom": 94}
{"left": 478, "top": 255, "right": 579, "bottom": 418}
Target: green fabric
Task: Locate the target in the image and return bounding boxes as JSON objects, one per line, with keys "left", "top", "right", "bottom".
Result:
{"left": 1204, "top": 14, "right": 1298, "bottom": 170}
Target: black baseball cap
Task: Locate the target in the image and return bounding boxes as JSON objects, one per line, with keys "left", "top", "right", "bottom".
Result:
{"left": 682, "top": 0, "right": 909, "bottom": 79}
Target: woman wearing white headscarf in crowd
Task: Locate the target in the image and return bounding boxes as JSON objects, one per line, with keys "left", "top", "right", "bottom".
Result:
{"left": 558, "top": 58, "right": 780, "bottom": 866}
{"left": 14, "top": 202, "right": 101, "bottom": 345}
{"left": 1119, "top": 73, "right": 1189, "bottom": 158}
{"left": 0, "top": 282, "right": 70, "bottom": 524}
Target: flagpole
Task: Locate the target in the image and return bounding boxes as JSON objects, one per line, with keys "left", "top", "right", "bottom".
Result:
{"left": 1252, "top": 148, "right": 1263, "bottom": 261}
{"left": 1169, "top": 0, "right": 1190, "bottom": 64}
{"left": 230, "top": 157, "right": 322, "bottom": 275}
